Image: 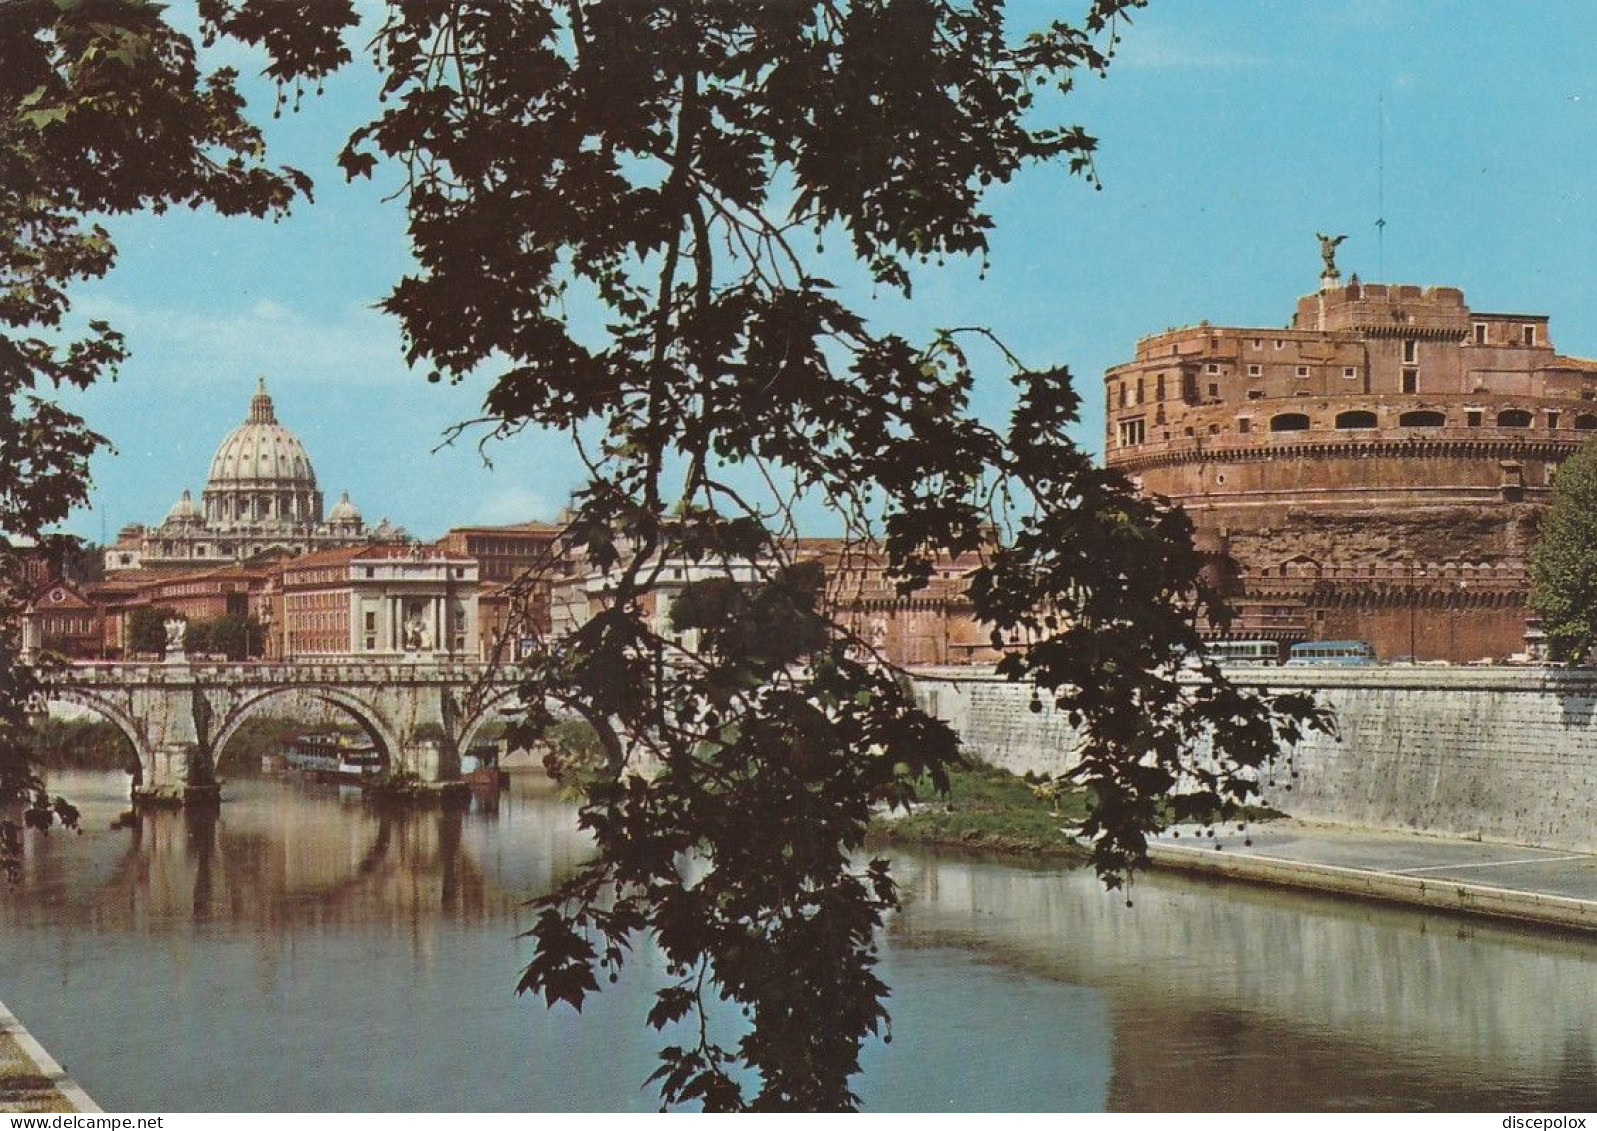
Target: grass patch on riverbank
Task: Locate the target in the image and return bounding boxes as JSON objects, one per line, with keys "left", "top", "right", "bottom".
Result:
{"left": 869, "top": 764, "right": 1091, "bottom": 859}
{"left": 869, "top": 763, "right": 1291, "bottom": 860}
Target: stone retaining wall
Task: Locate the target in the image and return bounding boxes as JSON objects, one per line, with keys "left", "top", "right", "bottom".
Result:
{"left": 910, "top": 665, "right": 1597, "bottom": 852}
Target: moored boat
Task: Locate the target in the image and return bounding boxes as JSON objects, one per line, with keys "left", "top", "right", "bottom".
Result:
{"left": 282, "top": 733, "right": 386, "bottom": 783}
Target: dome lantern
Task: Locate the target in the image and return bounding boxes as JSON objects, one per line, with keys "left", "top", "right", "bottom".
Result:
{"left": 328, "top": 491, "right": 363, "bottom": 525}
{"left": 248, "top": 375, "right": 277, "bottom": 424}
{"left": 163, "top": 488, "right": 200, "bottom": 526}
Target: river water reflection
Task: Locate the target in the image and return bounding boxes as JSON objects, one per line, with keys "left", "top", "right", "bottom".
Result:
{"left": 1, "top": 771, "right": 1592, "bottom": 1111}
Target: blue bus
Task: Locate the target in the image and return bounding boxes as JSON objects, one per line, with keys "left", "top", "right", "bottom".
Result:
{"left": 1286, "top": 640, "right": 1375, "bottom": 666}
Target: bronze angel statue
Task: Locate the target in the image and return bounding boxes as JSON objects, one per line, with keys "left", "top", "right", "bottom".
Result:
{"left": 1316, "top": 232, "right": 1347, "bottom": 276}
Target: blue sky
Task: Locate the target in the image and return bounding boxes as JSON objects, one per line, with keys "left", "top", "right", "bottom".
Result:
{"left": 53, "top": 2, "right": 1597, "bottom": 542}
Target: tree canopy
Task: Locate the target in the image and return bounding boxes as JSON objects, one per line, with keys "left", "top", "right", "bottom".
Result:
{"left": 1530, "top": 441, "right": 1597, "bottom": 661}
{"left": 1, "top": 0, "right": 1330, "bottom": 1110}
{"left": 0, "top": 0, "right": 355, "bottom": 878}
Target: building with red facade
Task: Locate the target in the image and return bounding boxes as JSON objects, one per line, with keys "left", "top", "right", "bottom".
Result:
{"left": 19, "top": 580, "right": 104, "bottom": 660}
{"left": 797, "top": 540, "right": 998, "bottom": 666}
{"left": 547, "top": 537, "right": 996, "bottom": 669}
{"left": 277, "top": 543, "right": 478, "bottom": 659}
{"left": 433, "top": 521, "right": 568, "bottom": 659}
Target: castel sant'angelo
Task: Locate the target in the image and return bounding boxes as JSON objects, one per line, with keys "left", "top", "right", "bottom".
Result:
{"left": 1105, "top": 239, "right": 1597, "bottom": 663}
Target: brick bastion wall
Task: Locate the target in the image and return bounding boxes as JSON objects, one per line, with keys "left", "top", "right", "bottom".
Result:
{"left": 909, "top": 665, "right": 1597, "bottom": 852}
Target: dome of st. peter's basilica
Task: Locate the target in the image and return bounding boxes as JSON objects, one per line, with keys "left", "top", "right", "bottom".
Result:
{"left": 106, "top": 378, "right": 375, "bottom": 572}
{"left": 202, "top": 377, "right": 323, "bottom": 526}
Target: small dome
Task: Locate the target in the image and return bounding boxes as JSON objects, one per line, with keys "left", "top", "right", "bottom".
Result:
{"left": 205, "top": 378, "right": 319, "bottom": 491}
{"left": 329, "top": 491, "right": 362, "bottom": 524}
{"left": 372, "top": 516, "right": 402, "bottom": 540}
{"left": 164, "top": 489, "right": 201, "bottom": 525}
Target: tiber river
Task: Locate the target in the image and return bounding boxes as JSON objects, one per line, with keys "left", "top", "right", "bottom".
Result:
{"left": 1, "top": 770, "right": 1593, "bottom": 1112}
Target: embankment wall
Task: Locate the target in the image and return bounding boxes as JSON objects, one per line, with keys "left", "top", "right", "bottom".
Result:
{"left": 909, "top": 666, "right": 1597, "bottom": 852}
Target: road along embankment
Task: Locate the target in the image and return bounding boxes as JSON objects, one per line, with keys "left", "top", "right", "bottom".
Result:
{"left": 0, "top": 998, "right": 99, "bottom": 1113}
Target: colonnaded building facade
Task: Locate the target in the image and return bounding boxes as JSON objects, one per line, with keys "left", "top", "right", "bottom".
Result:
{"left": 1104, "top": 267, "right": 1597, "bottom": 662}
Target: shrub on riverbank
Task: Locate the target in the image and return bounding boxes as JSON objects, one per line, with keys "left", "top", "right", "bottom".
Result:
{"left": 869, "top": 764, "right": 1093, "bottom": 858}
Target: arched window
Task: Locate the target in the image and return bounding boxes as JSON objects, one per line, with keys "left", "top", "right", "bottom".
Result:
{"left": 1399, "top": 410, "right": 1445, "bottom": 427}
{"left": 1269, "top": 412, "right": 1311, "bottom": 432}
{"left": 1334, "top": 410, "right": 1378, "bottom": 429}
{"left": 1575, "top": 414, "right": 1597, "bottom": 431}
{"left": 1497, "top": 409, "right": 1533, "bottom": 428}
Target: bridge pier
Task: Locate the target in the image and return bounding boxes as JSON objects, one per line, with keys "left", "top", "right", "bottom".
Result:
{"left": 133, "top": 743, "right": 219, "bottom": 808}
{"left": 121, "top": 670, "right": 220, "bottom": 807}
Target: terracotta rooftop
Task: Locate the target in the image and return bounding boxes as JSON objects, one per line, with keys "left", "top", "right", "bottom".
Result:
{"left": 282, "top": 541, "right": 475, "bottom": 572}
{"left": 443, "top": 521, "right": 564, "bottom": 535}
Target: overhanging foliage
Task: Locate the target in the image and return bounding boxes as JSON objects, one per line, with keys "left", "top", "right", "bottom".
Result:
{"left": 1, "top": 0, "right": 1331, "bottom": 1110}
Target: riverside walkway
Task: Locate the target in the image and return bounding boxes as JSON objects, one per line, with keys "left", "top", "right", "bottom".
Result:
{"left": 1150, "top": 820, "right": 1597, "bottom": 933}
{"left": 0, "top": 1001, "right": 98, "bottom": 1113}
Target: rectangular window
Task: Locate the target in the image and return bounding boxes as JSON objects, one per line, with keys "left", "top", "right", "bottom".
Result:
{"left": 1523, "top": 324, "right": 1537, "bottom": 346}
{"left": 1251, "top": 338, "right": 1263, "bottom": 349}
{"left": 1247, "top": 364, "right": 1262, "bottom": 376}
{"left": 1402, "top": 368, "right": 1418, "bottom": 393}
{"left": 1207, "top": 382, "right": 1219, "bottom": 399}
{"left": 1474, "top": 322, "right": 1488, "bottom": 345}
{"left": 365, "top": 635, "right": 377, "bottom": 651}
{"left": 364, "top": 611, "right": 376, "bottom": 632}
{"left": 1343, "top": 367, "right": 1357, "bottom": 379}
{"left": 1247, "top": 389, "right": 1263, "bottom": 400}
{"left": 1402, "top": 339, "right": 1417, "bottom": 363}
{"left": 1549, "top": 411, "right": 1561, "bottom": 430}
{"left": 1135, "top": 377, "right": 1145, "bottom": 404}
{"left": 1467, "top": 410, "right": 1483, "bottom": 428}
{"left": 1117, "top": 418, "right": 1146, "bottom": 446}
{"left": 1274, "top": 339, "right": 1285, "bottom": 350}
{"left": 1206, "top": 363, "right": 1219, "bottom": 374}
{"left": 1238, "top": 418, "right": 1252, "bottom": 434}
{"left": 1295, "top": 366, "right": 1309, "bottom": 378}
{"left": 1156, "top": 374, "right": 1166, "bottom": 401}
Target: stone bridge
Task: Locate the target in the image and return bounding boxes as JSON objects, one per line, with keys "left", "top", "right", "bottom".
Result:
{"left": 35, "top": 658, "right": 525, "bottom": 803}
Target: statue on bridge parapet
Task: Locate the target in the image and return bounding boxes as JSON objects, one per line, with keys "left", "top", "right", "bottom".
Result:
{"left": 163, "top": 617, "right": 187, "bottom": 662}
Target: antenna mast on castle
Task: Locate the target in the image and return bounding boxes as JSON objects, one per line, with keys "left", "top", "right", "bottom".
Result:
{"left": 1376, "top": 91, "right": 1387, "bottom": 277}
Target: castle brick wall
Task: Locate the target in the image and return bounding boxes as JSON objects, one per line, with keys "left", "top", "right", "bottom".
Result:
{"left": 1103, "top": 279, "right": 1597, "bottom": 660}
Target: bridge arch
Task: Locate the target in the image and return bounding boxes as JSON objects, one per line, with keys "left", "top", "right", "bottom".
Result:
{"left": 455, "top": 685, "right": 531, "bottom": 760}
{"left": 212, "top": 685, "right": 406, "bottom": 775}
{"left": 37, "top": 686, "right": 149, "bottom": 774}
